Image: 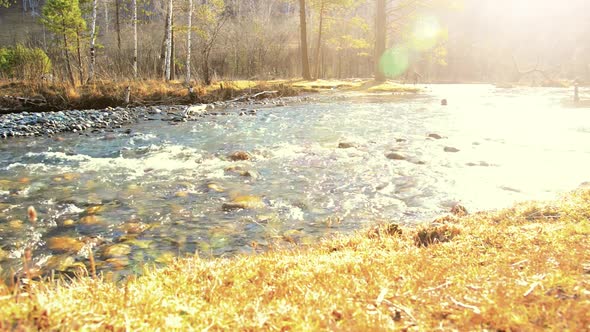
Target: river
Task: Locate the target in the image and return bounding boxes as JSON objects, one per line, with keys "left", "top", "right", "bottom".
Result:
{"left": 1, "top": 84, "right": 589, "bottom": 279}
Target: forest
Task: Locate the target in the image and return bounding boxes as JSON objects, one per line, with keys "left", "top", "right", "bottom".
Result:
{"left": 1, "top": 0, "right": 589, "bottom": 86}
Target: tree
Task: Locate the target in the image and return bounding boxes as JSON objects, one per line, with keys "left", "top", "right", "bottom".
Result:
{"left": 132, "top": 0, "right": 138, "bottom": 78}
{"left": 309, "top": 0, "right": 356, "bottom": 79}
{"left": 194, "top": 0, "right": 228, "bottom": 85}
{"left": 185, "top": 0, "right": 193, "bottom": 84}
{"left": 88, "top": 0, "right": 98, "bottom": 82}
{"left": 41, "top": 0, "right": 87, "bottom": 85}
{"left": 374, "top": 0, "right": 386, "bottom": 81}
{"left": 298, "top": 0, "right": 312, "bottom": 80}
{"left": 163, "top": 0, "right": 173, "bottom": 81}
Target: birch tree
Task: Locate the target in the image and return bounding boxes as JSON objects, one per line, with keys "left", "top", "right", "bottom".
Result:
{"left": 185, "top": 0, "right": 193, "bottom": 84}
{"left": 88, "top": 0, "right": 98, "bottom": 82}
{"left": 164, "top": 0, "right": 173, "bottom": 81}
{"left": 132, "top": 0, "right": 138, "bottom": 78}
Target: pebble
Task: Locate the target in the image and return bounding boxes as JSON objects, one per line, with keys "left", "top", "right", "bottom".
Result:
{"left": 0, "top": 95, "right": 308, "bottom": 139}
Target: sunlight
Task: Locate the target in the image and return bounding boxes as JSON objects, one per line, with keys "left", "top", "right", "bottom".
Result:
{"left": 411, "top": 15, "right": 441, "bottom": 51}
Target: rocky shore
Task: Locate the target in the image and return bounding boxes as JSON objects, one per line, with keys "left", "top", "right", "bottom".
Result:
{"left": 0, "top": 96, "right": 307, "bottom": 139}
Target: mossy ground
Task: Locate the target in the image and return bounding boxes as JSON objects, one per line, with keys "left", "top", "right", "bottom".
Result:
{"left": 1, "top": 189, "right": 588, "bottom": 330}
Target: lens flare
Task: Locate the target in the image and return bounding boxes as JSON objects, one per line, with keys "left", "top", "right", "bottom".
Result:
{"left": 412, "top": 15, "right": 441, "bottom": 51}
{"left": 378, "top": 46, "right": 409, "bottom": 78}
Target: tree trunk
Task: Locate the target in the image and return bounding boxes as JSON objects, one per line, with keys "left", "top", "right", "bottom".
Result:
{"left": 298, "top": 0, "right": 311, "bottom": 80}
{"left": 104, "top": 0, "right": 109, "bottom": 34}
{"left": 164, "top": 0, "right": 173, "bottom": 81}
{"left": 76, "top": 31, "right": 84, "bottom": 85}
{"left": 63, "top": 29, "right": 75, "bottom": 86}
{"left": 115, "top": 0, "right": 121, "bottom": 51}
{"left": 313, "top": 2, "right": 324, "bottom": 80}
{"left": 185, "top": 0, "right": 193, "bottom": 84}
{"left": 132, "top": 0, "right": 138, "bottom": 78}
{"left": 170, "top": 14, "right": 175, "bottom": 80}
{"left": 88, "top": 0, "right": 98, "bottom": 83}
{"left": 203, "top": 51, "right": 211, "bottom": 85}
{"left": 374, "top": 0, "right": 386, "bottom": 82}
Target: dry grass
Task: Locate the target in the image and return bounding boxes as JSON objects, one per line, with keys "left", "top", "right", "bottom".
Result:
{"left": 1, "top": 189, "right": 589, "bottom": 330}
{"left": 0, "top": 79, "right": 301, "bottom": 112}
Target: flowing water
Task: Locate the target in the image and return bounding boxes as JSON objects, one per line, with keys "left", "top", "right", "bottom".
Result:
{"left": 1, "top": 84, "right": 589, "bottom": 279}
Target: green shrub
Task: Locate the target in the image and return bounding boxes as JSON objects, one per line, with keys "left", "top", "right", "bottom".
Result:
{"left": 0, "top": 44, "right": 52, "bottom": 80}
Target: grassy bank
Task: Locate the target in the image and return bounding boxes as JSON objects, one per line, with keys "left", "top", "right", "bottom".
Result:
{"left": 1, "top": 189, "right": 589, "bottom": 330}
{"left": 0, "top": 79, "right": 423, "bottom": 113}
{"left": 0, "top": 80, "right": 300, "bottom": 112}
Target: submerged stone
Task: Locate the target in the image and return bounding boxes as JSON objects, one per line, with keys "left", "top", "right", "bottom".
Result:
{"left": 47, "top": 236, "right": 84, "bottom": 253}
{"left": 386, "top": 152, "right": 406, "bottom": 161}
{"left": 101, "top": 243, "right": 131, "bottom": 259}
{"left": 338, "top": 142, "right": 355, "bottom": 149}
{"left": 222, "top": 195, "right": 265, "bottom": 211}
{"left": 228, "top": 151, "right": 252, "bottom": 161}
{"left": 444, "top": 147, "right": 460, "bottom": 153}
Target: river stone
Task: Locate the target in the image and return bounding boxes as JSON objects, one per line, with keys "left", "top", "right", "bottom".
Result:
{"left": 386, "top": 152, "right": 406, "bottom": 161}
{"left": 228, "top": 151, "right": 252, "bottom": 161}
{"left": 451, "top": 204, "right": 468, "bottom": 217}
{"left": 47, "top": 236, "right": 84, "bottom": 252}
{"left": 225, "top": 165, "right": 258, "bottom": 179}
{"left": 338, "top": 142, "right": 355, "bottom": 149}
{"left": 9, "top": 219, "right": 23, "bottom": 229}
{"left": 119, "top": 222, "right": 150, "bottom": 235}
{"left": 444, "top": 147, "right": 460, "bottom": 153}
{"left": 85, "top": 205, "right": 104, "bottom": 215}
{"left": 222, "top": 195, "right": 265, "bottom": 211}
{"left": 80, "top": 215, "right": 103, "bottom": 225}
{"left": 101, "top": 243, "right": 131, "bottom": 259}
{"left": 428, "top": 133, "right": 443, "bottom": 139}
{"left": 43, "top": 254, "right": 78, "bottom": 272}
{"left": 206, "top": 182, "right": 225, "bottom": 193}
{"left": 106, "top": 257, "right": 130, "bottom": 270}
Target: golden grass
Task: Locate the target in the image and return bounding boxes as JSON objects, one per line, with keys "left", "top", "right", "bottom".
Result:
{"left": 0, "top": 79, "right": 300, "bottom": 112}
{"left": 290, "top": 79, "right": 421, "bottom": 94}
{"left": 1, "top": 189, "right": 589, "bottom": 330}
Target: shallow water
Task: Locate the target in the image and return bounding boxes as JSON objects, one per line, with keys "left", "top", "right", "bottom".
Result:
{"left": 1, "top": 84, "right": 589, "bottom": 278}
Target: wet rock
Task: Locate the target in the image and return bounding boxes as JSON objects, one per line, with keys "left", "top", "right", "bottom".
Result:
{"left": 451, "top": 204, "right": 468, "bottom": 217}
{"left": 8, "top": 219, "right": 23, "bottom": 229}
{"left": 428, "top": 133, "right": 443, "bottom": 139}
{"left": 444, "top": 147, "right": 460, "bottom": 153}
{"left": 386, "top": 152, "right": 406, "bottom": 161}
{"left": 225, "top": 165, "right": 259, "bottom": 179}
{"left": 47, "top": 236, "right": 84, "bottom": 253}
{"left": 206, "top": 182, "right": 225, "bottom": 193}
{"left": 85, "top": 205, "right": 104, "bottom": 214}
{"left": 80, "top": 215, "right": 103, "bottom": 225}
{"left": 338, "top": 142, "right": 355, "bottom": 149}
{"left": 101, "top": 243, "right": 131, "bottom": 259}
{"left": 228, "top": 151, "right": 252, "bottom": 161}
{"left": 222, "top": 195, "right": 265, "bottom": 211}
{"left": 62, "top": 219, "right": 76, "bottom": 226}
{"left": 105, "top": 257, "right": 130, "bottom": 270}
{"left": 174, "top": 191, "right": 190, "bottom": 198}
{"left": 119, "top": 222, "right": 150, "bottom": 235}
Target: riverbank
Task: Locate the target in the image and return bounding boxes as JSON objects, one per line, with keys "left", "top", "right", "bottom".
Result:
{"left": 1, "top": 187, "right": 588, "bottom": 330}
{"left": 0, "top": 78, "right": 423, "bottom": 138}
